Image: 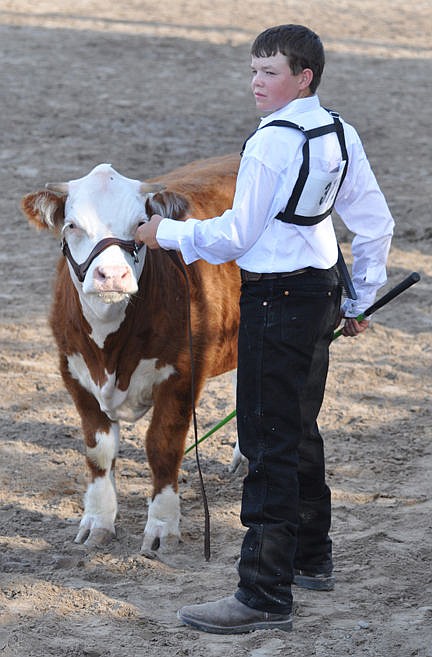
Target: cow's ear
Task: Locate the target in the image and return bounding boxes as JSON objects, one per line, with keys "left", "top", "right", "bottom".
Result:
{"left": 145, "top": 191, "right": 190, "bottom": 221}
{"left": 21, "top": 190, "right": 66, "bottom": 233}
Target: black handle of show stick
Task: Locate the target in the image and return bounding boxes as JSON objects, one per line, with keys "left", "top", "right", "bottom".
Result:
{"left": 333, "top": 271, "right": 421, "bottom": 340}
{"left": 362, "top": 271, "right": 421, "bottom": 317}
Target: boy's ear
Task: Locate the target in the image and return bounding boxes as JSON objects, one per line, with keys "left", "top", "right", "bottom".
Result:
{"left": 300, "top": 68, "right": 314, "bottom": 90}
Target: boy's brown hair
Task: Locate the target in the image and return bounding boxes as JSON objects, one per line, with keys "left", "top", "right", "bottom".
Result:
{"left": 251, "top": 24, "right": 325, "bottom": 94}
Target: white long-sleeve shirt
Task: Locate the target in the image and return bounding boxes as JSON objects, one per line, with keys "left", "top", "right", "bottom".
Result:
{"left": 157, "top": 95, "right": 394, "bottom": 316}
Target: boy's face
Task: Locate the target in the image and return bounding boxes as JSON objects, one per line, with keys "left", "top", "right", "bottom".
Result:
{"left": 250, "top": 51, "right": 312, "bottom": 113}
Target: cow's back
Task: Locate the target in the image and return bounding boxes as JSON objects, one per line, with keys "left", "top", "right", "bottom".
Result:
{"left": 151, "top": 153, "right": 240, "bottom": 219}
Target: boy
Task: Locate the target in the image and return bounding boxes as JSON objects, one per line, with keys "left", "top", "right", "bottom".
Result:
{"left": 135, "top": 24, "right": 394, "bottom": 634}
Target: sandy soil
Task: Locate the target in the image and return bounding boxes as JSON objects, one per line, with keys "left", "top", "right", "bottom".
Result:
{"left": 0, "top": 2, "right": 431, "bottom": 655}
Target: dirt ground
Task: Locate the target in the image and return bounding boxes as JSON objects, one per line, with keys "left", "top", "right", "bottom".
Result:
{"left": 1, "top": 1, "right": 431, "bottom": 655}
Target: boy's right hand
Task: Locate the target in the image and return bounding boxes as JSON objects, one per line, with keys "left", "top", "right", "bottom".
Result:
{"left": 135, "top": 215, "right": 164, "bottom": 249}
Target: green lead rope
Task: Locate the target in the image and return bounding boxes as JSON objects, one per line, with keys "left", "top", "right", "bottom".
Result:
{"left": 184, "top": 409, "right": 237, "bottom": 455}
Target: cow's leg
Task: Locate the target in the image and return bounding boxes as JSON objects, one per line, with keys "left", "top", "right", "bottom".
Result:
{"left": 75, "top": 422, "right": 120, "bottom": 547}
{"left": 226, "top": 369, "right": 248, "bottom": 475}
{"left": 141, "top": 376, "right": 196, "bottom": 557}
{"left": 68, "top": 380, "right": 120, "bottom": 547}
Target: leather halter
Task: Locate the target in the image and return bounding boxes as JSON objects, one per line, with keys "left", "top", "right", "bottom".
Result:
{"left": 61, "top": 236, "right": 143, "bottom": 283}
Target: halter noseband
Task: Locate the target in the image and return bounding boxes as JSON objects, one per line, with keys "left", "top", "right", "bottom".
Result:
{"left": 61, "top": 236, "right": 143, "bottom": 283}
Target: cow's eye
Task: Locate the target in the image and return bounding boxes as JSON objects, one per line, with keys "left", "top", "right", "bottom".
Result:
{"left": 62, "top": 222, "right": 83, "bottom": 241}
{"left": 65, "top": 221, "right": 82, "bottom": 233}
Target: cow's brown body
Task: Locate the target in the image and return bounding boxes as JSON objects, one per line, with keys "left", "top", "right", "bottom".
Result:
{"left": 21, "top": 153, "right": 241, "bottom": 554}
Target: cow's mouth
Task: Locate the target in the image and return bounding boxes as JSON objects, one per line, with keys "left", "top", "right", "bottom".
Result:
{"left": 96, "top": 291, "right": 131, "bottom": 304}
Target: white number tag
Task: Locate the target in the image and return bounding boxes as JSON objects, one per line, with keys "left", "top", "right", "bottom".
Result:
{"left": 295, "top": 160, "right": 346, "bottom": 217}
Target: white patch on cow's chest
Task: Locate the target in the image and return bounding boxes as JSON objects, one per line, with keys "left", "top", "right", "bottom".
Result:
{"left": 89, "top": 311, "right": 127, "bottom": 349}
{"left": 79, "top": 296, "right": 129, "bottom": 349}
{"left": 67, "top": 353, "right": 175, "bottom": 422}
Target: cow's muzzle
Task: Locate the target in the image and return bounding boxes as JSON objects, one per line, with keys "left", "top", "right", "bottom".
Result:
{"left": 61, "top": 236, "right": 143, "bottom": 283}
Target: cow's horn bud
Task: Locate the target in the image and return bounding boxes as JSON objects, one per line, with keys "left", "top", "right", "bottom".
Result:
{"left": 45, "top": 182, "right": 70, "bottom": 194}
{"left": 139, "top": 181, "right": 166, "bottom": 194}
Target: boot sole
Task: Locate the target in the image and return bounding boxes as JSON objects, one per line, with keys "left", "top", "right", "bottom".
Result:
{"left": 177, "top": 611, "right": 293, "bottom": 634}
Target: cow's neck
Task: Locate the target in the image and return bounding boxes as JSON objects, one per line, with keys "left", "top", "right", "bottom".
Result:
{"left": 78, "top": 292, "right": 130, "bottom": 349}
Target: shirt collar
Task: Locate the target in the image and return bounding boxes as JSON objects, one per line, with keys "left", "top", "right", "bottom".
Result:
{"left": 259, "top": 95, "right": 321, "bottom": 127}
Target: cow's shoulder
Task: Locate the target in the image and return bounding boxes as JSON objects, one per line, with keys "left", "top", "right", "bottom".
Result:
{"left": 146, "top": 154, "right": 239, "bottom": 222}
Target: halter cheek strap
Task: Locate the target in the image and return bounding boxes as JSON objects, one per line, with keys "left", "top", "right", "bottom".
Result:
{"left": 61, "top": 236, "right": 143, "bottom": 283}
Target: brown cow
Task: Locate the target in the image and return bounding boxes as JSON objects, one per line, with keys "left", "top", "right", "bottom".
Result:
{"left": 21, "top": 154, "right": 241, "bottom": 555}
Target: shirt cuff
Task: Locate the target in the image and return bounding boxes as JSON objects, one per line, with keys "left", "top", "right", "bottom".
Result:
{"left": 341, "top": 296, "right": 374, "bottom": 318}
{"left": 156, "top": 217, "right": 200, "bottom": 264}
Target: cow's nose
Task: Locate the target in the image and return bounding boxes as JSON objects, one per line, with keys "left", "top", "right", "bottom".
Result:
{"left": 93, "top": 265, "right": 133, "bottom": 291}
{"left": 94, "top": 265, "right": 129, "bottom": 281}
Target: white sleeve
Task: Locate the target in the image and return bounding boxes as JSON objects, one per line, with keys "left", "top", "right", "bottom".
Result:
{"left": 335, "top": 136, "right": 394, "bottom": 316}
{"left": 156, "top": 156, "right": 280, "bottom": 265}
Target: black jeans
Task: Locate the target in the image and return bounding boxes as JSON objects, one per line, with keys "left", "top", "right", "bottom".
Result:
{"left": 235, "top": 268, "right": 341, "bottom": 614}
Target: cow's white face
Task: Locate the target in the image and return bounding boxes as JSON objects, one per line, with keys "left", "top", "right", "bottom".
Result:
{"left": 50, "top": 164, "right": 165, "bottom": 344}
{"left": 62, "top": 164, "right": 149, "bottom": 302}
{"left": 23, "top": 163, "right": 165, "bottom": 346}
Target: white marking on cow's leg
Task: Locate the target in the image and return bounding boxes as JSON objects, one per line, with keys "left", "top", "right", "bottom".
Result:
{"left": 227, "top": 368, "right": 248, "bottom": 475}
{"left": 141, "top": 486, "right": 181, "bottom": 557}
{"left": 75, "top": 426, "right": 119, "bottom": 547}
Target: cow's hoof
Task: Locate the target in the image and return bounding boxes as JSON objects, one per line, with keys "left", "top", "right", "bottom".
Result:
{"left": 140, "top": 533, "right": 180, "bottom": 558}
{"left": 75, "top": 526, "right": 115, "bottom": 547}
{"left": 229, "top": 454, "right": 248, "bottom": 476}
{"left": 85, "top": 528, "right": 115, "bottom": 547}
{"left": 140, "top": 544, "right": 158, "bottom": 560}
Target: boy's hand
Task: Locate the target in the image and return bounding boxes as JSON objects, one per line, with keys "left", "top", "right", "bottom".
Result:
{"left": 339, "top": 315, "right": 369, "bottom": 337}
{"left": 135, "top": 215, "right": 164, "bottom": 249}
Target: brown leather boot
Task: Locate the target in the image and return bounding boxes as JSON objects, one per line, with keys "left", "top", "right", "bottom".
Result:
{"left": 177, "top": 595, "right": 293, "bottom": 634}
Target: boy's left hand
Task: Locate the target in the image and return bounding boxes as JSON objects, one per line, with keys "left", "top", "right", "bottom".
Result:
{"left": 339, "top": 315, "right": 369, "bottom": 337}
{"left": 135, "top": 215, "right": 164, "bottom": 249}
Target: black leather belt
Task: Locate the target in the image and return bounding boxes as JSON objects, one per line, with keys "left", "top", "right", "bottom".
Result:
{"left": 240, "top": 268, "right": 310, "bottom": 283}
